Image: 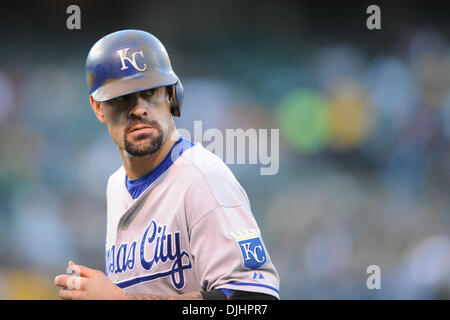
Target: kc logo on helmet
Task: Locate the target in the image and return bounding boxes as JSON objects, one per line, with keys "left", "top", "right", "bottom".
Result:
{"left": 230, "top": 229, "right": 267, "bottom": 269}
{"left": 116, "top": 48, "right": 147, "bottom": 72}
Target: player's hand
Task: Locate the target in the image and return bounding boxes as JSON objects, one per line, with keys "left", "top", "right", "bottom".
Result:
{"left": 54, "top": 261, "right": 127, "bottom": 300}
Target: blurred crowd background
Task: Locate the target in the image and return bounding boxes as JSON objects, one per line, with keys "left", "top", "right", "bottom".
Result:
{"left": 0, "top": 0, "right": 449, "bottom": 299}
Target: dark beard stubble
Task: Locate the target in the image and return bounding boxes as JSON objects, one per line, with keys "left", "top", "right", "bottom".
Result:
{"left": 124, "top": 120, "right": 164, "bottom": 156}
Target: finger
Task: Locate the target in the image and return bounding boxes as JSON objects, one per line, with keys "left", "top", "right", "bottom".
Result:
{"left": 68, "top": 263, "right": 101, "bottom": 278}
{"left": 55, "top": 274, "right": 69, "bottom": 287}
{"left": 54, "top": 274, "right": 84, "bottom": 290}
{"left": 59, "top": 288, "right": 83, "bottom": 300}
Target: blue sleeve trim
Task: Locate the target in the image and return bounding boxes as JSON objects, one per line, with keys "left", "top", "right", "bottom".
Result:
{"left": 228, "top": 282, "right": 280, "bottom": 295}
{"left": 219, "top": 288, "right": 233, "bottom": 297}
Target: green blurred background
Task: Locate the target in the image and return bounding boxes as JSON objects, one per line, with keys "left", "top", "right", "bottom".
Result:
{"left": 0, "top": 0, "right": 449, "bottom": 299}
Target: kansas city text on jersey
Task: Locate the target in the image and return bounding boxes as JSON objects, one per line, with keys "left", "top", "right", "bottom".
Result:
{"left": 105, "top": 219, "right": 192, "bottom": 290}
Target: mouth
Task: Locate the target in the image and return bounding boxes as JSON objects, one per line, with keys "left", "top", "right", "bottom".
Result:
{"left": 129, "top": 125, "right": 155, "bottom": 134}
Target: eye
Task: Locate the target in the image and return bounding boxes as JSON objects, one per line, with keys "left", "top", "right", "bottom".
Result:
{"left": 140, "top": 88, "right": 156, "bottom": 99}
{"left": 110, "top": 94, "right": 131, "bottom": 104}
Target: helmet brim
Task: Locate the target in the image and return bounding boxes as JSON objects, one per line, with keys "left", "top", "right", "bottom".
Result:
{"left": 91, "top": 71, "right": 178, "bottom": 102}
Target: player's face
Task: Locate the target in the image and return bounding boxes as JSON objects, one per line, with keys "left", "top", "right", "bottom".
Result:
{"left": 93, "top": 87, "right": 174, "bottom": 157}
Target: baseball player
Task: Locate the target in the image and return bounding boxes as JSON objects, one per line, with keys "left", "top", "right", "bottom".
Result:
{"left": 54, "top": 29, "right": 280, "bottom": 300}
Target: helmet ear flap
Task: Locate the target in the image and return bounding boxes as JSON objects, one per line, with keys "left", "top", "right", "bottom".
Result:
{"left": 169, "top": 79, "right": 183, "bottom": 117}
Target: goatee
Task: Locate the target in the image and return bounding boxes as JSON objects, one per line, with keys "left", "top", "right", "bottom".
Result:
{"left": 124, "top": 119, "right": 164, "bottom": 156}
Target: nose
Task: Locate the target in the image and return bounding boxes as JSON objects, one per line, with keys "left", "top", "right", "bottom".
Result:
{"left": 128, "top": 95, "right": 149, "bottom": 118}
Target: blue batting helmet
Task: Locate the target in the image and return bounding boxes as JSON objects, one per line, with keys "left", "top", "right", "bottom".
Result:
{"left": 86, "top": 29, "right": 184, "bottom": 116}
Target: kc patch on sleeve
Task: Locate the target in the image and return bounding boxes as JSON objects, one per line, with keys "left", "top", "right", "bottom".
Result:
{"left": 230, "top": 229, "right": 267, "bottom": 269}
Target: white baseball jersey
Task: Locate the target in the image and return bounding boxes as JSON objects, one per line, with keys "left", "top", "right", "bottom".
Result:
{"left": 105, "top": 137, "right": 280, "bottom": 298}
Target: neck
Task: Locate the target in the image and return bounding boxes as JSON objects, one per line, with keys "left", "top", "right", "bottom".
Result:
{"left": 119, "top": 130, "right": 180, "bottom": 180}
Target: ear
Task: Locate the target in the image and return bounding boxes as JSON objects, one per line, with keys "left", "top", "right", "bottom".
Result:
{"left": 165, "top": 86, "right": 177, "bottom": 116}
{"left": 90, "top": 95, "right": 106, "bottom": 123}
